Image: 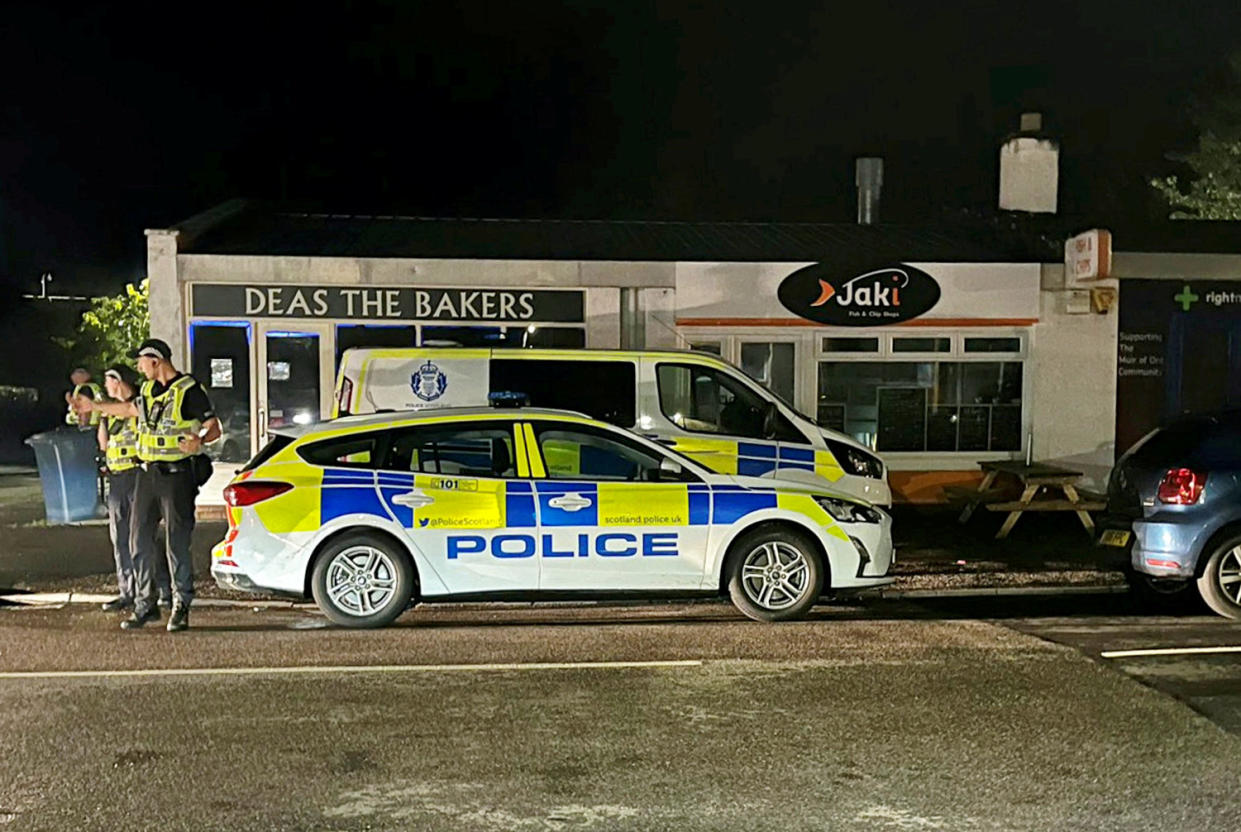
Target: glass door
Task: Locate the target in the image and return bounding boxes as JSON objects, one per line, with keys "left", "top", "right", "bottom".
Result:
{"left": 256, "top": 322, "right": 334, "bottom": 453}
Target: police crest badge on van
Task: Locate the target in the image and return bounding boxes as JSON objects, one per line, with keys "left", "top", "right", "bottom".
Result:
{"left": 410, "top": 360, "right": 448, "bottom": 402}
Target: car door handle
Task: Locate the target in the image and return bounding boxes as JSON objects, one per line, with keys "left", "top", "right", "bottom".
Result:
{"left": 547, "top": 493, "right": 593, "bottom": 511}
{"left": 392, "top": 489, "right": 434, "bottom": 509}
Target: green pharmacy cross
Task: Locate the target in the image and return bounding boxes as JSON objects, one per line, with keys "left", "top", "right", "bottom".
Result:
{"left": 1174, "top": 284, "right": 1200, "bottom": 312}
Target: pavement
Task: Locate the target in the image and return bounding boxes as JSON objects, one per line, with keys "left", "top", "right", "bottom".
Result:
{"left": 2, "top": 596, "right": 1240, "bottom": 830}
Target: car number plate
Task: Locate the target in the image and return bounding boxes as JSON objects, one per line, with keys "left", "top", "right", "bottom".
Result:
{"left": 1099, "top": 530, "right": 1131, "bottom": 547}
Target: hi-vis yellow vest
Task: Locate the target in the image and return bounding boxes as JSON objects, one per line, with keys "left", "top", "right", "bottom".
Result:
{"left": 67, "top": 382, "right": 104, "bottom": 427}
{"left": 138, "top": 376, "right": 202, "bottom": 462}
{"left": 104, "top": 413, "right": 139, "bottom": 473}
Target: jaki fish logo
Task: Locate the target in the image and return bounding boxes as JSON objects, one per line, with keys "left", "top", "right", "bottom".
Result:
{"left": 811, "top": 269, "right": 909, "bottom": 309}
{"left": 778, "top": 262, "right": 940, "bottom": 326}
{"left": 411, "top": 360, "right": 448, "bottom": 402}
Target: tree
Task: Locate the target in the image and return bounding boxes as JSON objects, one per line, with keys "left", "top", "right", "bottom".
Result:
{"left": 59, "top": 280, "right": 151, "bottom": 369}
{"left": 1151, "top": 133, "right": 1241, "bottom": 219}
{"left": 1151, "top": 53, "right": 1241, "bottom": 220}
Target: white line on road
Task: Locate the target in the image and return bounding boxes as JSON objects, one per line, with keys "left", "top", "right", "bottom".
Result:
{"left": 0, "top": 659, "right": 703, "bottom": 680}
{"left": 1101, "top": 646, "right": 1241, "bottom": 659}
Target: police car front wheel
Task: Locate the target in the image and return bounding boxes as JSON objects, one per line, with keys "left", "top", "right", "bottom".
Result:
{"left": 726, "top": 528, "right": 824, "bottom": 622}
{"left": 311, "top": 533, "right": 415, "bottom": 628}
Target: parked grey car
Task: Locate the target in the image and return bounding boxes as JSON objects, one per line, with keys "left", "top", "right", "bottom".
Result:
{"left": 1099, "top": 412, "right": 1241, "bottom": 619}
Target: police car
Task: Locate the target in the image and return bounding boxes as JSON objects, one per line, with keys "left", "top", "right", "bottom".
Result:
{"left": 212, "top": 406, "right": 894, "bottom": 628}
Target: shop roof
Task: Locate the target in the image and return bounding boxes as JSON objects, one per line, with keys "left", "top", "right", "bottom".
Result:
{"left": 173, "top": 201, "right": 1241, "bottom": 262}
{"left": 177, "top": 202, "right": 1062, "bottom": 263}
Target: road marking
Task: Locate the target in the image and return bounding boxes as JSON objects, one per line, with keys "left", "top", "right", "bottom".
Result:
{"left": 1101, "top": 646, "right": 1241, "bottom": 659}
{"left": 0, "top": 659, "right": 703, "bottom": 680}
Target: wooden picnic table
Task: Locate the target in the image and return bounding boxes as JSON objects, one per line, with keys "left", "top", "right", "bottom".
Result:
{"left": 955, "top": 460, "right": 1106, "bottom": 540}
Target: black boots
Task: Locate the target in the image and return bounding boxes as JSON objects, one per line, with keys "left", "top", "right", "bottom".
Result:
{"left": 166, "top": 604, "right": 189, "bottom": 632}
{"left": 120, "top": 608, "right": 160, "bottom": 630}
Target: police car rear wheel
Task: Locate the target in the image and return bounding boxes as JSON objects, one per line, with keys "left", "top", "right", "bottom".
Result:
{"left": 311, "top": 534, "right": 414, "bottom": 628}
{"left": 727, "top": 528, "right": 824, "bottom": 622}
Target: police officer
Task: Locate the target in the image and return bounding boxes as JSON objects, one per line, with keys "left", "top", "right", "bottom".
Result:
{"left": 65, "top": 367, "right": 103, "bottom": 428}
{"left": 96, "top": 364, "right": 171, "bottom": 612}
{"left": 79, "top": 338, "right": 220, "bottom": 632}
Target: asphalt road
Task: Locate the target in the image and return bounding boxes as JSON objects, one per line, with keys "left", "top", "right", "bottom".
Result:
{"left": 1, "top": 596, "right": 1240, "bottom": 831}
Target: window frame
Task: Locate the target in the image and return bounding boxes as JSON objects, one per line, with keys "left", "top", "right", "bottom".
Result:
{"left": 654, "top": 360, "right": 804, "bottom": 444}
{"left": 296, "top": 430, "right": 389, "bottom": 470}
{"left": 527, "top": 419, "right": 703, "bottom": 483}
{"left": 814, "top": 329, "right": 1030, "bottom": 460}
{"left": 377, "top": 421, "right": 525, "bottom": 479}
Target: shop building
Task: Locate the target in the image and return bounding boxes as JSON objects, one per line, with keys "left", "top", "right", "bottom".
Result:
{"left": 150, "top": 200, "right": 1146, "bottom": 504}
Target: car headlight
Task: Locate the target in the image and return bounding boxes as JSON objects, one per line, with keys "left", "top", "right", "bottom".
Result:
{"left": 814, "top": 495, "right": 883, "bottom": 524}
{"left": 826, "top": 440, "right": 884, "bottom": 479}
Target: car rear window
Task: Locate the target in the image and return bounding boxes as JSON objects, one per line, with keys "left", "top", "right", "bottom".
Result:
{"left": 490, "top": 359, "right": 636, "bottom": 426}
{"left": 240, "top": 434, "right": 293, "bottom": 472}
{"left": 1130, "top": 417, "right": 1241, "bottom": 467}
{"left": 296, "top": 433, "right": 383, "bottom": 469}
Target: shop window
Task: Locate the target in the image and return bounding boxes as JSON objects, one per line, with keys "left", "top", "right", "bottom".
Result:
{"left": 190, "top": 322, "right": 251, "bottom": 464}
{"left": 420, "top": 325, "right": 584, "bottom": 348}
{"left": 689, "top": 341, "right": 722, "bottom": 355}
{"left": 739, "top": 342, "right": 796, "bottom": 403}
{"left": 490, "top": 359, "right": 635, "bottom": 426}
{"left": 656, "top": 363, "right": 801, "bottom": 442}
{"left": 963, "top": 337, "right": 1022, "bottom": 354}
{"left": 818, "top": 361, "right": 1023, "bottom": 453}
{"left": 822, "top": 337, "right": 880, "bottom": 353}
{"left": 383, "top": 424, "right": 517, "bottom": 478}
{"left": 265, "top": 331, "right": 321, "bottom": 431}
{"left": 892, "top": 337, "right": 950, "bottom": 353}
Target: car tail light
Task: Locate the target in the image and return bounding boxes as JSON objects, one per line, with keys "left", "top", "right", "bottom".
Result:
{"left": 1156, "top": 468, "right": 1206, "bottom": 505}
{"left": 224, "top": 481, "right": 293, "bottom": 507}
{"left": 336, "top": 376, "right": 354, "bottom": 416}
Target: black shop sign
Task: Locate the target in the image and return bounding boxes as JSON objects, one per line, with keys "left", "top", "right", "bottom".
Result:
{"left": 190, "top": 283, "right": 585, "bottom": 323}
{"left": 777, "top": 262, "right": 941, "bottom": 326}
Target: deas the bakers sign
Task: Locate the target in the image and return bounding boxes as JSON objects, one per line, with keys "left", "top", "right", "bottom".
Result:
{"left": 777, "top": 263, "right": 941, "bottom": 326}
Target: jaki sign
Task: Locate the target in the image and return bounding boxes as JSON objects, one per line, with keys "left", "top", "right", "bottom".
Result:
{"left": 777, "top": 263, "right": 941, "bottom": 325}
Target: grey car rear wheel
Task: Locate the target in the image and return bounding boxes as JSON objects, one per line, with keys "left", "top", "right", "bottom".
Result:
{"left": 1197, "top": 536, "right": 1241, "bottom": 620}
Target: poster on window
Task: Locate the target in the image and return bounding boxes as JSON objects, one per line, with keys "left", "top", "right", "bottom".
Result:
{"left": 1116, "top": 279, "right": 1241, "bottom": 456}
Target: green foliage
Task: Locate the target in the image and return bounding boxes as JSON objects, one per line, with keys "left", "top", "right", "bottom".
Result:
{"left": 58, "top": 280, "right": 150, "bottom": 369}
{"left": 1151, "top": 52, "right": 1241, "bottom": 220}
{"left": 1151, "top": 133, "right": 1241, "bottom": 220}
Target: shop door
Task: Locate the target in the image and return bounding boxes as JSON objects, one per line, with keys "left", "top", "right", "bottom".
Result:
{"left": 255, "top": 323, "right": 334, "bottom": 454}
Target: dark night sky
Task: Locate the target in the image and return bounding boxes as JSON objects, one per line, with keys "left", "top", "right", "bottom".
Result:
{"left": 2, "top": 0, "right": 1241, "bottom": 296}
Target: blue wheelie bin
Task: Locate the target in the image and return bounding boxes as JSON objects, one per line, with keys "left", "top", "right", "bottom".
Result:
{"left": 25, "top": 427, "right": 105, "bottom": 524}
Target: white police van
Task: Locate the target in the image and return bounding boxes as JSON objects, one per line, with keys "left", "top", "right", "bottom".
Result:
{"left": 333, "top": 348, "right": 891, "bottom": 506}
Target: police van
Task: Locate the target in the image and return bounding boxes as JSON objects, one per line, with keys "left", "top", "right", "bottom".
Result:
{"left": 333, "top": 348, "right": 890, "bottom": 506}
{"left": 214, "top": 406, "right": 894, "bottom": 628}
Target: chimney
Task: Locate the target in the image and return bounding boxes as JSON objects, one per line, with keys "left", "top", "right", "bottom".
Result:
{"left": 999, "top": 112, "right": 1059, "bottom": 214}
{"left": 855, "top": 157, "right": 883, "bottom": 225}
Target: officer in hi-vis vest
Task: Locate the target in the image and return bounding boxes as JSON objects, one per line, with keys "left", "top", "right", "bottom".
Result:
{"left": 65, "top": 367, "right": 104, "bottom": 428}
{"left": 79, "top": 339, "right": 220, "bottom": 632}
{"left": 96, "top": 364, "right": 171, "bottom": 612}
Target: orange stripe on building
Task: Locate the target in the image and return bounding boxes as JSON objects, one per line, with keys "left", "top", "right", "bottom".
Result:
{"left": 675, "top": 317, "right": 1039, "bottom": 328}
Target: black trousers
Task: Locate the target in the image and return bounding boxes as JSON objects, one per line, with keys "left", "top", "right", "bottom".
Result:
{"left": 130, "top": 462, "right": 198, "bottom": 613}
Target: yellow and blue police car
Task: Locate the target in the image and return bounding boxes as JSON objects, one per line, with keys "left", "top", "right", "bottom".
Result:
{"left": 213, "top": 405, "right": 894, "bottom": 628}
